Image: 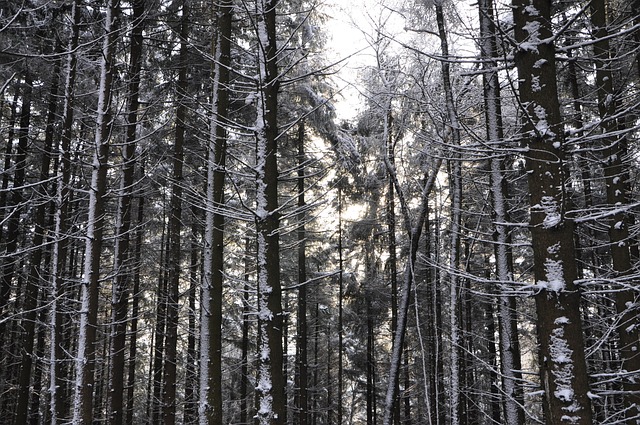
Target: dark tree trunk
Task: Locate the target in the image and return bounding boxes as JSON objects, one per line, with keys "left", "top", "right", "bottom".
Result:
{"left": 253, "top": 0, "right": 285, "bottom": 423}
{"left": 162, "top": 1, "right": 189, "bottom": 422}
{"left": 589, "top": 1, "right": 640, "bottom": 418}
{"left": 126, "top": 194, "right": 145, "bottom": 425}
{"left": 295, "top": 121, "right": 309, "bottom": 425}
{"left": 109, "top": 2, "right": 144, "bottom": 423}
{"left": 15, "top": 48, "right": 62, "bottom": 424}
{"left": 200, "top": 1, "right": 232, "bottom": 422}
{"left": 512, "top": 0, "right": 593, "bottom": 422}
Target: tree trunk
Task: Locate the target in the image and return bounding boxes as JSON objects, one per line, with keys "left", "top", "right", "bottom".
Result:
{"left": 589, "top": 0, "right": 640, "bottom": 418}
{"left": 512, "top": 0, "right": 593, "bottom": 423}
{"left": 337, "top": 184, "right": 344, "bottom": 425}
{"left": 295, "top": 121, "right": 309, "bottom": 425}
{"left": 254, "top": 1, "right": 285, "bottom": 423}
{"left": 240, "top": 235, "right": 253, "bottom": 425}
{"left": 200, "top": 1, "right": 232, "bottom": 423}
{"left": 184, "top": 206, "right": 199, "bottom": 424}
{"left": 478, "top": 1, "right": 525, "bottom": 422}
{"left": 49, "top": 3, "right": 81, "bottom": 418}
{"left": 71, "top": 0, "right": 118, "bottom": 422}
{"left": 15, "top": 47, "right": 61, "bottom": 424}
{"left": 125, "top": 194, "right": 145, "bottom": 425}
{"left": 385, "top": 110, "right": 400, "bottom": 425}
{"left": 109, "top": 2, "right": 144, "bottom": 423}
{"left": 162, "top": 1, "right": 189, "bottom": 422}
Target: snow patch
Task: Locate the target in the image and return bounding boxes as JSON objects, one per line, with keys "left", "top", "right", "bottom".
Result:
{"left": 524, "top": 5, "right": 539, "bottom": 16}
{"left": 535, "top": 195, "right": 561, "bottom": 228}
{"left": 537, "top": 258, "right": 565, "bottom": 292}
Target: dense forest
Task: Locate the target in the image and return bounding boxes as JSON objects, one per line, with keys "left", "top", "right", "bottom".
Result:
{"left": 1, "top": 0, "right": 639, "bottom": 424}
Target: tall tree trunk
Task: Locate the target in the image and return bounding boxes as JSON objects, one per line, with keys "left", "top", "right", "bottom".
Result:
{"left": 295, "top": 121, "right": 309, "bottom": 425}
{"left": 125, "top": 194, "right": 145, "bottom": 425}
{"left": 385, "top": 110, "right": 400, "bottom": 425}
{"left": 589, "top": 0, "right": 640, "bottom": 418}
{"left": 382, "top": 142, "right": 441, "bottom": 425}
{"left": 512, "top": 0, "right": 593, "bottom": 423}
{"left": 240, "top": 235, "right": 252, "bottom": 425}
{"left": 162, "top": 1, "right": 189, "bottom": 422}
{"left": 184, "top": 207, "right": 199, "bottom": 424}
{"left": 0, "top": 72, "right": 31, "bottom": 344}
{"left": 200, "top": 1, "right": 231, "bottom": 423}
{"left": 254, "top": 0, "right": 285, "bottom": 423}
{"left": 15, "top": 47, "right": 62, "bottom": 424}
{"left": 337, "top": 183, "right": 344, "bottom": 425}
{"left": 72, "top": 0, "right": 118, "bottom": 421}
{"left": 478, "top": 1, "right": 525, "bottom": 422}
{"left": 109, "top": 2, "right": 144, "bottom": 423}
{"left": 151, "top": 219, "right": 168, "bottom": 422}
{"left": 431, "top": 4, "right": 464, "bottom": 425}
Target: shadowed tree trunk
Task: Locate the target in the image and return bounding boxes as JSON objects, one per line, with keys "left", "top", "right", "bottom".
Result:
{"left": 15, "top": 46, "right": 61, "bottom": 425}
{"left": 253, "top": 0, "right": 285, "bottom": 423}
{"left": 295, "top": 121, "right": 309, "bottom": 425}
{"left": 109, "top": 1, "right": 145, "bottom": 423}
{"left": 589, "top": 0, "right": 640, "bottom": 419}
{"left": 199, "top": 1, "right": 232, "bottom": 423}
{"left": 48, "top": 3, "right": 81, "bottom": 421}
{"left": 125, "top": 193, "right": 145, "bottom": 425}
{"left": 512, "top": 0, "right": 593, "bottom": 423}
{"left": 162, "top": 0, "right": 189, "bottom": 420}
{"left": 478, "top": 0, "right": 524, "bottom": 422}
{"left": 71, "top": 0, "right": 118, "bottom": 421}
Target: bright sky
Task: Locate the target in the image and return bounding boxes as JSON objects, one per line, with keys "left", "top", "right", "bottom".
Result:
{"left": 322, "top": 0, "right": 478, "bottom": 122}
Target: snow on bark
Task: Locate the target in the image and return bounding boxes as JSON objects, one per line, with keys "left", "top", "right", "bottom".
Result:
{"left": 198, "top": 17, "right": 223, "bottom": 424}
{"left": 49, "top": 2, "right": 81, "bottom": 422}
{"left": 71, "top": 0, "right": 116, "bottom": 422}
{"left": 253, "top": 0, "right": 284, "bottom": 423}
{"left": 547, "top": 318, "right": 583, "bottom": 424}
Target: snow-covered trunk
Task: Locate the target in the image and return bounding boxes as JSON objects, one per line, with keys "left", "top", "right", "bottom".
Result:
{"left": 589, "top": 0, "right": 640, "bottom": 417}
{"left": 254, "top": 0, "right": 285, "bottom": 423}
{"left": 162, "top": 2, "right": 189, "bottom": 423}
{"left": 384, "top": 109, "right": 400, "bottom": 424}
{"left": 478, "top": 0, "right": 524, "bottom": 423}
{"left": 108, "top": 2, "right": 144, "bottom": 423}
{"left": 49, "top": 2, "right": 81, "bottom": 421}
{"left": 199, "top": 1, "right": 231, "bottom": 423}
{"left": 240, "top": 235, "right": 253, "bottom": 425}
{"left": 432, "top": 3, "right": 463, "bottom": 424}
{"left": 512, "top": 0, "right": 592, "bottom": 423}
{"left": 71, "top": 0, "right": 117, "bottom": 422}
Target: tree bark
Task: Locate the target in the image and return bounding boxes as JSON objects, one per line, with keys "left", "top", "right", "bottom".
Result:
{"left": 478, "top": 0, "right": 525, "bottom": 422}
{"left": 109, "top": 1, "right": 145, "bottom": 423}
{"left": 200, "top": 1, "right": 232, "bottom": 423}
{"left": 15, "top": 47, "right": 62, "bottom": 425}
{"left": 161, "top": 0, "right": 190, "bottom": 422}
{"left": 512, "top": 0, "right": 593, "bottom": 423}
{"left": 71, "top": 0, "right": 118, "bottom": 421}
{"left": 295, "top": 121, "right": 309, "bottom": 425}
{"left": 589, "top": 0, "right": 640, "bottom": 418}
{"left": 254, "top": 0, "right": 285, "bottom": 423}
